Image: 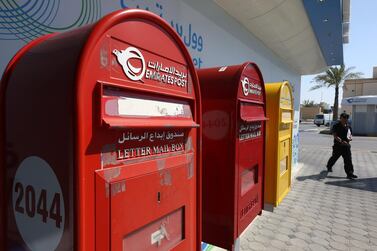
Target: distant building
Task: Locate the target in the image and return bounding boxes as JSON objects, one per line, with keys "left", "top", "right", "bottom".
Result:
{"left": 342, "top": 67, "right": 377, "bottom": 136}
{"left": 300, "top": 105, "right": 322, "bottom": 121}
{"left": 342, "top": 67, "right": 377, "bottom": 115}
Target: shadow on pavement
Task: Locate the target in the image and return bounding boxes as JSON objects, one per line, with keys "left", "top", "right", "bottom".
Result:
{"left": 326, "top": 175, "right": 345, "bottom": 179}
{"left": 325, "top": 177, "right": 377, "bottom": 192}
{"left": 296, "top": 170, "right": 328, "bottom": 181}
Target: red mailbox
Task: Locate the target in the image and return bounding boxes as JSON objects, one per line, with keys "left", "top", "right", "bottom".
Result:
{"left": 198, "top": 62, "right": 266, "bottom": 250}
{"left": 0, "top": 9, "right": 202, "bottom": 251}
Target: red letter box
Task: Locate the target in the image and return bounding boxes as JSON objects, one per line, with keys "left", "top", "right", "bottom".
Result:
{"left": 198, "top": 62, "right": 266, "bottom": 250}
{"left": 0, "top": 9, "right": 202, "bottom": 251}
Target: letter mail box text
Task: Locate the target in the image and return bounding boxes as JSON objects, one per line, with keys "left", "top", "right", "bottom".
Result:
{"left": 198, "top": 62, "right": 266, "bottom": 250}
{"left": 0, "top": 9, "right": 202, "bottom": 251}
{"left": 264, "top": 81, "right": 293, "bottom": 208}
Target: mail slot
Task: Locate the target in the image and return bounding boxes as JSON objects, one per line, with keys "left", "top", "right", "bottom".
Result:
{"left": 264, "top": 81, "right": 293, "bottom": 209}
{"left": 198, "top": 62, "right": 266, "bottom": 250}
{"left": 0, "top": 9, "right": 202, "bottom": 251}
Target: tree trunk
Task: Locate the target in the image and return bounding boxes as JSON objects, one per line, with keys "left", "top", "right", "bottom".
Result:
{"left": 333, "top": 84, "right": 339, "bottom": 121}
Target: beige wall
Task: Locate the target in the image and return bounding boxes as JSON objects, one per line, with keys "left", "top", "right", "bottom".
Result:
{"left": 343, "top": 82, "right": 358, "bottom": 97}
{"left": 363, "top": 82, "right": 377, "bottom": 95}
{"left": 344, "top": 79, "right": 377, "bottom": 98}
{"left": 300, "top": 106, "right": 322, "bottom": 120}
{"left": 342, "top": 76, "right": 377, "bottom": 117}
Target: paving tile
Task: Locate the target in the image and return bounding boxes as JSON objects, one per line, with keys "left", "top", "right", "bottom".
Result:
{"left": 330, "top": 240, "right": 349, "bottom": 250}
{"left": 330, "top": 234, "right": 349, "bottom": 244}
{"left": 316, "top": 220, "right": 332, "bottom": 228}
{"left": 281, "top": 221, "right": 298, "bottom": 230}
{"left": 299, "top": 221, "right": 315, "bottom": 228}
{"left": 297, "top": 226, "right": 313, "bottom": 234}
{"left": 313, "top": 224, "right": 331, "bottom": 233}
{"left": 262, "top": 246, "right": 281, "bottom": 251}
{"left": 333, "top": 213, "right": 350, "bottom": 221}
{"left": 258, "top": 229, "right": 275, "bottom": 238}
{"left": 277, "top": 227, "right": 295, "bottom": 236}
{"left": 245, "top": 234, "right": 255, "bottom": 242}
{"left": 332, "top": 222, "right": 349, "bottom": 231}
{"left": 370, "top": 237, "right": 377, "bottom": 245}
{"left": 311, "top": 237, "right": 329, "bottom": 246}
{"left": 331, "top": 227, "right": 349, "bottom": 237}
{"left": 350, "top": 239, "right": 372, "bottom": 249}
{"left": 349, "top": 221, "right": 369, "bottom": 230}
{"left": 288, "top": 238, "right": 309, "bottom": 248}
{"left": 312, "top": 229, "right": 330, "bottom": 239}
{"left": 274, "top": 233, "right": 290, "bottom": 243}
{"left": 283, "top": 217, "right": 301, "bottom": 225}
{"left": 240, "top": 239, "right": 250, "bottom": 250}
{"left": 350, "top": 232, "right": 370, "bottom": 242}
{"left": 308, "top": 243, "right": 328, "bottom": 251}
{"left": 332, "top": 218, "right": 350, "bottom": 226}
{"left": 368, "top": 230, "right": 377, "bottom": 238}
{"left": 350, "top": 227, "right": 369, "bottom": 236}
{"left": 263, "top": 223, "right": 279, "bottom": 231}
{"left": 270, "top": 239, "right": 288, "bottom": 249}
{"left": 294, "top": 232, "right": 312, "bottom": 242}
{"left": 247, "top": 241, "right": 266, "bottom": 251}
{"left": 253, "top": 234, "right": 271, "bottom": 245}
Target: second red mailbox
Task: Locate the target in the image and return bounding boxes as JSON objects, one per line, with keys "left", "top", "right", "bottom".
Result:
{"left": 198, "top": 62, "right": 266, "bottom": 250}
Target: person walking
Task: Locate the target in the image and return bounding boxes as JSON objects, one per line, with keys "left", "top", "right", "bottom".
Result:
{"left": 326, "top": 112, "right": 358, "bottom": 179}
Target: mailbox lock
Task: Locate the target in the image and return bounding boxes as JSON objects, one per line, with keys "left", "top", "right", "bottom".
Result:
{"left": 157, "top": 191, "right": 161, "bottom": 203}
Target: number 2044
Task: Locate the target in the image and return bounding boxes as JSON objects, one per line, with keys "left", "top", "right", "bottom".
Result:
{"left": 14, "top": 182, "right": 63, "bottom": 228}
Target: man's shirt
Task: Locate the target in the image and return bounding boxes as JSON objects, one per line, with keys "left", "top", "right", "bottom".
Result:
{"left": 331, "top": 121, "right": 352, "bottom": 145}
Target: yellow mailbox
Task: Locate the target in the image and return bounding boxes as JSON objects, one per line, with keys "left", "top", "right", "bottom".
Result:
{"left": 264, "top": 81, "right": 293, "bottom": 209}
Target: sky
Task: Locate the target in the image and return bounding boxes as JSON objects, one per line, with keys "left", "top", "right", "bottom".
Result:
{"left": 300, "top": 0, "right": 377, "bottom": 106}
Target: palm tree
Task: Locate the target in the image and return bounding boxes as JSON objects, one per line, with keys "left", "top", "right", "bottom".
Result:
{"left": 310, "top": 65, "right": 363, "bottom": 121}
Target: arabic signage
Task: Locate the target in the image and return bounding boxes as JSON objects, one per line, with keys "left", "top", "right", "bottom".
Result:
{"left": 343, "top": 96, "right": 377, "bottom": 106}
{"left": 101, "top": 130, "right": 187, "bottom": 167}
{"left": 116, "top": 131, "right": 185, "bottom": 160}
{"left": 239, "top": 122, "right": 262, "bottom": 141}
{"left": 111, "top": 41, "right": 188, "bottom": 93}
{"left": 145, "top": 60, "right": 187, "bottom": 88}
{"left": 241, "top": 77, "right": 262, "bottom": 97}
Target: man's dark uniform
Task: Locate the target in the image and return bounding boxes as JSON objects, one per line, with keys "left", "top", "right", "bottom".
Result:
{"left": 326, "top": 121, "right": 355, "bottom": 176}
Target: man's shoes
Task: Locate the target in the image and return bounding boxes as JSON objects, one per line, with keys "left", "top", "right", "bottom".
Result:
{"left": 327, "top": 167, "right": 333, "bottom": 172}
{"left": 347, "top": 174, "right": 358, "bottom": 179}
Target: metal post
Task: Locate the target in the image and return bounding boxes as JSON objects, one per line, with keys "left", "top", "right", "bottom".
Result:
{"left": 233, "top": 238, "right": 240, "bottom": 251}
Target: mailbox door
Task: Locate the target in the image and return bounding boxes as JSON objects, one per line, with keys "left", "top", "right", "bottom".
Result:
{"left": 96, "top": 151, "right": 196, "bottom": 251}
{"left": 277, "top": 83, "right": 293, "bottom": 204}
{"left": 93, "top": 87, "right": 198, "bottom": 251}
{"left": 278, "top": 137, "right": 291, "bottom": 201}
{"left": 237, "top": 102, "right": 265, "bottom": 235}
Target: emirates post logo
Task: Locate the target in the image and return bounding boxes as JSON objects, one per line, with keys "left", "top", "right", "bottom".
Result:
{"left": 241, "top": 77, "right": 251, "bottom": 96}
{"left": 241, "top": 77, "right": 262, "bottom": 96}
{"left": 113, "top": 47, "right": 146, "bottom": 81}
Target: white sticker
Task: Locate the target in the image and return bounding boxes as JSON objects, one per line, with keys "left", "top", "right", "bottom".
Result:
{"left": 12, "top": 156, "right": 65, "bottom": 251}
{"left": 203, "top": 110, "right": 229, "bottom": 140}
{"left": 151, "top": 229, "right": 165, "bottom": 245}
{"left": 218, "top": 66, "right": 227, "bottom": 72}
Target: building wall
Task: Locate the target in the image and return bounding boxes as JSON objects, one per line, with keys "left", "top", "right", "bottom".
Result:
{"left": 343, "top": 82, "right": 359, "bottom": 97}
{"left": 0, "top": 0, "right": 302, "bottom": 167}
{"left": 343, "top": 80, "right": 377, "bottom": 98}
{"left": 363, "top": 82, "right": 377, "bottom": 95}
{"left": 343, "top": 77, "right": 377, "bottom": 116}
{"left": 300, "top": 106, "right": 322, "bottom": 120}
{"left": 352, "top": 105, "right": 377, "bottom": 136}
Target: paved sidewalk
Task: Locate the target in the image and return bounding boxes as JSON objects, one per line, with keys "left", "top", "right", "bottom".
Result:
{"left": 240, "top": 135, "right": 377, "bottom": 251}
